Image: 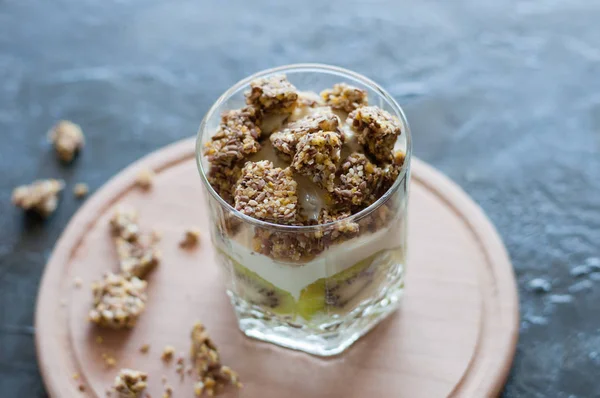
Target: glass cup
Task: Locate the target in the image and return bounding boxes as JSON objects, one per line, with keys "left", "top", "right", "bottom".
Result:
{"left": 196, "top": 64, "right": 412, "bottom": 356}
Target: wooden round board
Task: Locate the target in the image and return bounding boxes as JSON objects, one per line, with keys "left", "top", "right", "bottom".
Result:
{"left": 35, "top": 138, "right": 519, "bottom": 398}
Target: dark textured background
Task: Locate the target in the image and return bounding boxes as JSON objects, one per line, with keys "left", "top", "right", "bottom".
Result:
{"left": 1, "top": 0, "right": 599, "bottom": 396}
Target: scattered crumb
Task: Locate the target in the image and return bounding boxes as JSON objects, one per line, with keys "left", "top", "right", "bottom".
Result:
{"left": 161, "top": 345, "right": 175, "bottom": 362}
{"left": 113, "top": 368, "right": 148, "bottom": 398}
{"left": 79, "top": 384, "right": 86, "bottom": 392}
{"left": 161, "top": 375, "right": 167, "bottom": 384}
{"left": 150, "top": 229, "right": 162, "bottom": 243}
{"left": 96, "top": 336, "right": 104, "bottom": 344}
{"left": 12, "top": 179, "right": 65, "bottom": 217}
{"left": 180, "top": 228, "right": 201, "bottom": 249}
{"left": 73, "top": 183, "right": 89, "bottom": 198}
{"left": 88, "top": 273, "right": 148, "bottom": 329}
{"left": 102, "top": 353, "right": 117, "bottom": 368}
{"left": 162, "top": 384, "right": 173, "bottom": 398}
{"left": 48, "top": 120, "right": 85, "bottom": 163}
{"left": 175, "top": 355, "right": 185, "bottom": 379}
{"left": 110, "top": 206, "right": 140, "bottom": 242}
{"left": 139, "top": 344, "right": 150, "bottom": 354}
{"left": 73, "top": 277, "right": 83, "bottom": 288}
{"left": 190, "top": 321, "right": 241, "bottom": 396}
{"left": 135, "top": 169, "right": 154, "bottom": 190}
{"left": 73, "top": 373, "right": 80, "bottom": 380}
{"left": 115, "top": 237, "right": 161, "bottom": 279}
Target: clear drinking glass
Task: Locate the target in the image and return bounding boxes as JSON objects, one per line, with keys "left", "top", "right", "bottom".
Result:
{"left": 196, "top": 64, "right": 412, "bottom": 356}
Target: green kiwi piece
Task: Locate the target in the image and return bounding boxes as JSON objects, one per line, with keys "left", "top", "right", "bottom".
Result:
{"left": 224, "top": 255, "right": 297, "bottom": 316}
{"left": 297, "top": 249, "right": 395, "bottom": 320}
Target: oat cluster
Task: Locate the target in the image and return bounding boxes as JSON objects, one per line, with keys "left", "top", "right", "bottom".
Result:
{"left": 204, "top": 106, "right": 262, "bottom": 167}
{"left": 11, "top": 179, "right": 64, "bottom": 217}
{"left": 48, "top": 120, "right": 85, "bottom": 163}
{"left": 271, "top": 110, "right": 339, "bottom": 160}
{"left": 113, "top": 369, "right": 148, "bottom": 398}
{"left": 292, "top": 130, "right": 342, "bottom": 192}
{"left": 334, "top": 153, "right": 383, "bottom": 207}
{"left": 246, "top": 74, "right": 298, "bottom": 113}
{"left": 234, "top": 160, "right": 298, "bottom": 223}
{"left": 88, "top": 272, "right": 148, "bottom": 329}
{"left": 320, "top": 83, "right": 368, "bottom": 112}
{"left": 349, "top": 106, "right": 402, "bottom": 163}
{"left": 190, "top": 322, "right": 241, "bottom": 396}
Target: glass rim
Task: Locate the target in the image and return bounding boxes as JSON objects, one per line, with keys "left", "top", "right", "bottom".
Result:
{"left": 195, "top": 63, "right": 412, "bottom": 232}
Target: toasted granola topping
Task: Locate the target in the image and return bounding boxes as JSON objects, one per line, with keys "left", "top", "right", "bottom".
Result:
{"left": 180, "top": 228, "right": 201, "bottom": 249}
{"left": 190, "top": 322, "right": 241, "bottom": 396}
{"left": 246, "top": 74, "right": 298, "bottom": 113}
{"left": 135, "top": 169, "right": 154, "bottom": 190}
{"left": 115, "top": 237, "right": 161, "bottom": 278}
{"left": 12, "top": 179, "right": 64, "bottom": 217}
{"left": 73, "top": 183, "right": 89, "bottom": 198}
{"left": 379, "top": 151, "right": 406, "bottom": 195}
{"left": 113, "top": 369, "right": 148, "bottom": 398}
{"left": 270, "top": 110, "right": 340, "bottom": 159}
{"left": 88, "top": 273, "right": 147, "bottom": 329}
{"left": 349, "top": 106, "right": 401, "bottom": 163}
{"left": 234, "top": 161, "right": 298, "bottom": 223}
{"left": 333, "top": 153, "right": 383, "bottom": 207}
{"left": 48, "top": 120, "right": 85, "bottom": 163}
{"left": 207, "top": 163, "right": 242, "bottom": 206}
{"left": 297, "top": 91, "right": 324, "bottom": 108}
{"left": 321, "top": 83, "right": 368, "bottom": 113}
{"left": 109, "top": 206, "right": 140, "bottom": 242}
{"left": 292, "top": 130, "right": 342, "bottom": 192}
{"left": 204, "top": 107, "right": 262, "bottom": 167}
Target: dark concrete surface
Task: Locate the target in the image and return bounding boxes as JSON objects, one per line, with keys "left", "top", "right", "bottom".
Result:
{"left": 1, "top": 0, "right": 599, "bottom": 396}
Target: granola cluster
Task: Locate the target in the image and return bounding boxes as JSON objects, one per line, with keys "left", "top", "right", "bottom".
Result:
{"left": 11, "top": 179, "right": 64, "bottom": 217}
{"left": 204, "top": 107, "right": 262, "bottom": 167}
{"left": 333, "top": 153, "right": 383, "bottom": 207}
{"left": 48, "top": 120, "right": 85, "bottom": 163}
{"left": 271, "top": 110, "right": 339, "bottom": 160}
{"left": 234, "top": 160, "right": 298, "bottom": 224}
{"left": 113, "top": 369, "right": 148, "bottom": 398}
{"left": 320, "top": 83, "right": 368, "bottom": 112}
{"left": 190, "top": 322, "right": 241, "bottom": 396}
{"left": 246, "top": 74, "right": 298, "bottom": 113}
{"left": 207, "top": 163, "right": 242, "bottom": 206}
{"left": 291, "top": 130, "right": 342, "bottom": 192}
{"left": 115, "top": 237, "right": 161, "bottom": 278}
{"left": 349, "top": 106, "right": 402, "bottom": 163}
{"left": 88, "top": 272, "right": 148, "bottom": 329}
{"left": 109, "top": 206, "right": 140, "bottom": 242}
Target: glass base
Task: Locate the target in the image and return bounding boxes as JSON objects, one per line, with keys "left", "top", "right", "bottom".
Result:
{"left": 229, "top": 282, "right": 404, "bottom": 357}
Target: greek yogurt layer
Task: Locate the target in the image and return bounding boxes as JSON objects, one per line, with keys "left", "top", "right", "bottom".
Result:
{"left": 219, "top": 221, "right": 403, "bottom": 300}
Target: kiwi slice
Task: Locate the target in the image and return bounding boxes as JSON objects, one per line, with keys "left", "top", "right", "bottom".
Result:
{"left": 297, "top": 250, "right": 395, "bottom": 320}
{"left": 223, "top": 255, "right": 296, "bottom": 316}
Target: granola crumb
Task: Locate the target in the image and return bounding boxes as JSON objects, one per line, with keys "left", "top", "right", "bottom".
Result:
{"left": 349, "top": 106, "right": 401, "bottom": 163}
{"left": 135, "top": 169, "right": 154, "bottom": 190}
{"left": 179, "top": 228, "right": 201, "bottom": 249}
{"left": 150, "top": 229, "right": 162, "bottom": 243}
{"left": 12, "top": 179, "right": 65, "bottom": 217}
{"left": 96, "top": 335, "right": 104, "bottom": 344}
{"left": 48, "top": 120, "right": 85, "bottom": 163}
{"left": 88, "top": 273, "right": 147, "bottom": 329}
{"left": 73, "top": 183, "right": 89, "bottom": 198}
{"left": 246, "top": 74, "right": 298, "bottom": 114}
{"left": 113, "top": 368, "right": 148, "bottom": 398}
{"left": 321, "top": 83, "right": 368, "bottom": 112}
{"left": 139, "top": 344, "right": 150, "bottom": 354}
{"left": 109, "top": 206, "right": 140, "bottom": 242}
{"left": 234, "top": 160, "right": 298, "bottom": 224}
{"left": 291, "top": 130, "right": 342, "bottom": 192}
{"left": 161, "top": 345, "right": 175, "bottom": 362}
{"left": 115, "top": 237, "right": 161, "bottom": 279}
{"left": 162, "top": 384, "right": 173, "bottom": 398}
{"left": 102, "top": 353, "right": 117, "bottom": 368}
{"left": 79, "top": 384, "right": 86, "bottom": 392}
{"left": 73, "top": 372, "right": 80, "bottom": 380}
{"left": 190, "top": 321, "right": 241, "bottom": 396}
{"left": 73, "top": 277, "right": 83, "bottom": 288}
{"left": 203, "top": 107, "right": 262, "bottom": 167}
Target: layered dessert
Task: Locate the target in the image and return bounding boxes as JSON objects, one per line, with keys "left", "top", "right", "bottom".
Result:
{"left": 201, "top": 74, "right": 407, "bottom": 326}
